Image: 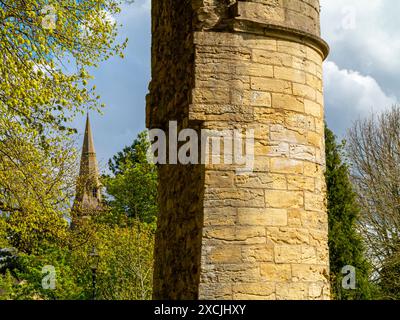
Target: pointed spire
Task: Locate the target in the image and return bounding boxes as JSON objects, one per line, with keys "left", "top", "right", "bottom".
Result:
{"left": 82, "top": 113, "right": 96, "bottom": 156}
{"left": 72, "top": 114, "right": 102, "bottom": 221}
{"left": 79, "top": 113, "right": 99, "bottom": 178}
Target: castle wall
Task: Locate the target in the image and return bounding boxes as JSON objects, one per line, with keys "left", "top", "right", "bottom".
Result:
{"left": 148, "top": 0, "right": 330, "bottom": 300}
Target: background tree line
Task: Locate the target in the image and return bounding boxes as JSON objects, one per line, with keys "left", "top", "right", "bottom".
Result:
{"left": 0, "top": 0, "right": 157, "bottom": 300}
{"left": 0, "top": 131, "right": 157, "bottom": 300}
{"left": 327, "top": 106, "right": 400, "bottom": 300}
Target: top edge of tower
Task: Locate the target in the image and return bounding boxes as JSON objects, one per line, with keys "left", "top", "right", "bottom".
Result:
{"left": 192, "top": 1, "right": 321, "bottom": 35}
{"left": 190, "top": 0, "right": 328, "bottom": 58}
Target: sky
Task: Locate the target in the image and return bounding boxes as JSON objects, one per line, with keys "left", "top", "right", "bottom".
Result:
{"left": 74, "top": 0, "right": 400, "bottom": 169}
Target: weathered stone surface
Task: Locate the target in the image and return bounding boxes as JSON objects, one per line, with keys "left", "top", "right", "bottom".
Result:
{"left": 203, "top": 207, "right": 237, "bottom": 226}
{"left": 260, "top": 263, "right": 292, "bottom": 281}
{"left": 267, "top": 227, "right": 310, "bottom": 245}
{"left": 276, "top": 282, "right": 308, "bottom": 300}
{"left": 234, "top": 173, "right": 287, "bottom": 189}
{"left": 274, "top": 245, "right": 317, "bottom": 264}
{"left": 208, "top": 246, "right": 242, "bottom": 264}
{"left": 238, "top": 208, "right": 288, "bottom": 226}
{"left": 265, "top": 190, "right": 304, "bottom": 209}
{"left": 241, "top": 243, "right": 275, "bottom": 263}
{"left": 149, "top": 0, "right": 330, "bottom": 300}
{"left": 232, "top": 282, "right": 276, "bottom": 300}
{"left": 270, "top": 158, "right": 304, "bottom": 174}
{"left": 291, "top": 264, "right": 327, "bottom": 282}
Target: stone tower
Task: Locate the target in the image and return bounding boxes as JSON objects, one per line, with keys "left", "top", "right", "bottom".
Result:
{"left": 72, "top": 114, "right": 102, "bottom": 218}
{"left": 147, "top": 0, "right": 330, "bottom": 300}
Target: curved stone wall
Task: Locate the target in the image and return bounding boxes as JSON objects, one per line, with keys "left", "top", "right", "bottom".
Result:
{"left": 148, "top": 0, "right": 330, "bottom": 300}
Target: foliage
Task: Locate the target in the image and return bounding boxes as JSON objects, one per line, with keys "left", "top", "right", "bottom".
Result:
{"left": 104, "top": 131, "right": 158, "bottom": 225}
{"left": 347, "top": 106, "right": 400, "bottom": 300}
{"left": 0, "top": 131, "right": 156, "bottom": 300}
{"left": 0, "top": 132, "right": 76, "bottom": 254}
{"left": 108, "top": 131, "right": 150, "bottom": 176}
{"left": 0, "top": 0, "right": 156, "bottom": 301}
{"left": 379, "top": 251, "right": 400, "bottom": 299}
{"left": 0, "top": 246, "right": 83, "bottom": 300}
{"left": 0, "top": 0, "right": 126, "bottom": 253}
{"left": 90, "top": 220, "right": 154, "bottom": 300}
{"left": 325, "top": 125, "right": 377, "bottom": 300}
{"left": 0, "top": 216, "right": 155, "bottom": 300}
{"left": 0, "top": 0, "right": 127, "bottom": 136}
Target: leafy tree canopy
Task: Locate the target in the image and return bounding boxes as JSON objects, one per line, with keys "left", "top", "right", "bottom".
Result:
{"left": 104, "top": 131, "right": 158, "bottom": 226}
{"left": 325, "top": 125, "right": 377, "bottom": 300}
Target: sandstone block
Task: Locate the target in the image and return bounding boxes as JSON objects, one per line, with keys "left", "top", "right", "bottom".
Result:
{"left": 265, "top": 190, "right": 304, "bottom": 209}
{"left": 237, "top": 63, "right": 274, "bottom": 77}
{"left": 204, "top": 207, "right": 237, "bottom": 226}
{"left": 287, "top": 175, "right": 315, "bottom": 192}
{"left": 210, "top": 264, "right": 262, "bottom": 283}
{"left": 275, "top": 245, "right": 317, "bottom": 264}
{"left": 234, "top": 173, "right": 287, "bottom": 190}
{"left": 267, "top": 227, "right": 310, "bottom": 245}
{"left": 270, "top": 158, "right": 304, "bottom": 174}
{"left": 249, "top": 91, "right": 272, "bottom": 107}
{"left": 304, "top": 192, "right": 325, "bottom": 212}
{"left": 270, "top": 124, "right": 307, "bottom": 144}
{"left": 251, "top": 77, "right": 292, "bottom": 94}
{"left": 304, "top": 99, "right": 322, "bottom": 117}
{"left": 252, "top": 49, "right": 292, "bottom": 66}
{"left": 236, "top": 1, "right": 285, "bottom": 24}
{"left": 199, "top": 283, "right": 232, "bottom": 300}
{"left": 292, "top": 264, "right": 327, "bottom": 282}
{"left": 204, "top": 188, "right": 265, "bottom": 208}
{"left": 272, "top": 93, "right": 304, "bottom": 113}
{"left": 208, "top": 246, "right": 242, "bottom": 264}
{"left": 276, "top": 282, "right": 308, "bottom": 300}
{"left": 260, "top": 263, "right": 292, "bottom": 281}
{"left": 293, "top": 83, "right": 316, "bottom": 100}
{"left": 241, "top": 243, "right": 275, "bottom": 263}
{"left": 232, "top": 282, "right": 276, "bottom": 300}
{"left": 277, "top": 41, "right": 307, "bottom": 58}
{"left": 237, "top": 208, "right": 288, "bottom": 226}
{"left": 306, "top": 73, "right": 322, "bottom": 91}
{"left": 289, "top": 144, "right": 316, "bottom": 162}
{"left": 204, "top": 226, "right": 266, "bottom": 243}
{"left": 274, "top": 66, "right": 306, "bottom": 84}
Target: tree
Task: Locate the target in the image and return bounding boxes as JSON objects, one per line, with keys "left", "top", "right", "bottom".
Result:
{"left": 0, "top": 1, "right": 158, "bottom": 300}
{"left": 65, "top": 208, "right": 154, "bottom": 300}
{"left": 108, "top": 130, "right": 149, "bottom": 176}
{"left": 1, "top": 0, "right": 126, "bottom": 137}
{"left": 325, "top": 125, "right": 375, "bottom": 299}
{"left": 0, "top": 134, "right": 77, "bottom": 254}
{"left": 347, "top": 106, "right": 400, "bottom": 299}
{"left": 0, "top": 0, "right": 126, "bottom": 252}
{"left": 104, "top": 131, "right": 158, "bottom": 225}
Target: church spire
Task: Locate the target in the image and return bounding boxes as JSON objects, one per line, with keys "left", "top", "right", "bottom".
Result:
{"left": 82, "top": 113, "right": 96, "bottom": 156}
{"left": 79, "top": 113, "right": 99, "bottom": 178}
{"left": 72, "top": 114, "right": 102, "bottom": 219}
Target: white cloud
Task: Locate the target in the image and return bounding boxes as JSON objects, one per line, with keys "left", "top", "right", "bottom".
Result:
{"left": 323, "top": 61, "right": 397, "bottom": 135}
{"left": 321, "top": 0, "right": 400, "bottom": 95}
{"left": 320, "top": 0, "right": 400, "bottom": 135}
{"left": 324, "top": 61, "right": 396, "bottom": 113}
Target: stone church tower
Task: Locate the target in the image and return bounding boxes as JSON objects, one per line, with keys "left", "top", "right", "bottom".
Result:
{"left": 72, "top": 114, "right": 102, "bottom": 220}
{"left": 147, "top": 0, "right": 330, "bottom": 300}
